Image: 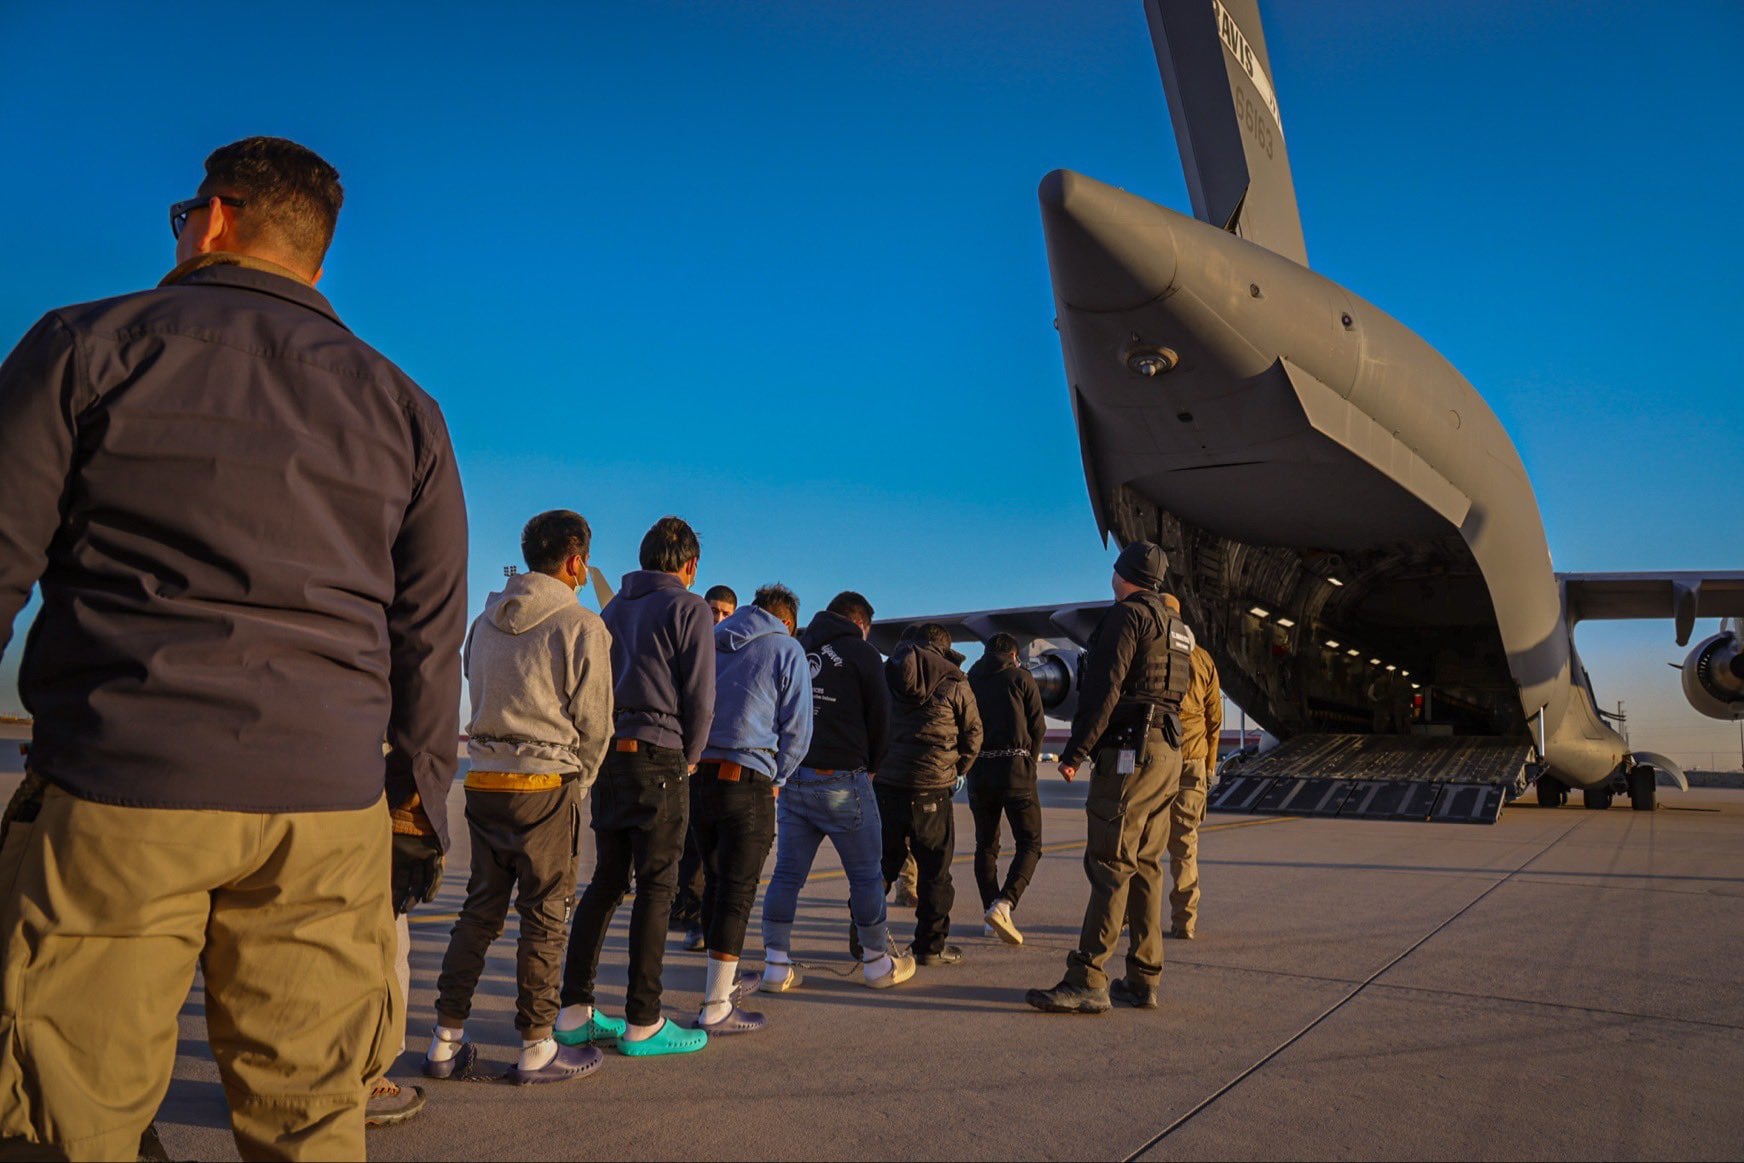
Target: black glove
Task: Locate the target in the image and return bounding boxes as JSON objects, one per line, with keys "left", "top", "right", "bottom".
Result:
{"left": 391, "top": 832, "right": 444, "bottom": 916}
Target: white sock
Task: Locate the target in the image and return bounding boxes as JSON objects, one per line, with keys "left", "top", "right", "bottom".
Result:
{"left": 518, "top": 1037, "right": 558, "bottom": 1072}
{"left": 766, "top": 948, "right": 791, "bottom": 964}
{"left": 554, "top": 1004, "right": 593, "bottom": 1032}
{"left": 426, "top": 1024, "right": 463, "bottom": 1062}
{"left": 862, "top": 952, "right": 894, "bottom": 981}
{"left": 700, "top": 956, "right": 737, "bottom": 1023}
{"left": 624, "top": 1018, "right": 664, "bottom": 1042}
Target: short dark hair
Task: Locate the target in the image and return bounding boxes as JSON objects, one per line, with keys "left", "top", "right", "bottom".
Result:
{"left": 639, "top": 516, "right": 700, "bottom": 573}
{"left": 522, "top": 510, "right": 592, "bottom": 574}
{"left": 753, "top": 583, "right": 799, "bottom": 626}
{"left": 704, "top": 585, "right": 738, "bottom": 607}
{"left": 903, "top": 622, "right": 952, "bottom": 652}
{"left": 987, "top": 632, "right": 1020, "bottom": 658}
{"left": 826, "top": 590, "right": 874, "bottom": 625}
{"left": 199, "top": 137, "right": 344, "bottom": 270}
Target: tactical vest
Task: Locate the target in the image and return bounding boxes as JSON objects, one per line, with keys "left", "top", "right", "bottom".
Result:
{"left": 1120, "top": 592, "right": 1195, "bottom": 711}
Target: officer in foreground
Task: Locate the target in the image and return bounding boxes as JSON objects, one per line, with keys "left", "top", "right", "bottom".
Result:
{"left": 1027, "top": 542, "right": 1193, "bottom": 1014}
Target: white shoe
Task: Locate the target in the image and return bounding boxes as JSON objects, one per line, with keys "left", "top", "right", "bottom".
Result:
{"left": 986, "top": 898, "right": 1023, "bottom": 946}
{"left": 863, "top": 952, "right": 916, "bottom": 989}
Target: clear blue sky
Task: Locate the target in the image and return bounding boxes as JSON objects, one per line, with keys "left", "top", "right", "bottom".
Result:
{"left": 1, "top": 2, "right": 1739, "bottom": 764}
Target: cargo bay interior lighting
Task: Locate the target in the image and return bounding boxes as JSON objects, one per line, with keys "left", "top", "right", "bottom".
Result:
{"left": 1275, "top": 616, "right": 1296, "bottom": 628}
{"left": 1248, "top": 605, "right": 1270, "bottom": 618}
{"left": 1325, "top": 640, "right": 1340, "bottom": 649}
{"left": 1327, "top": 577, "right": 1344, "bottom": 587}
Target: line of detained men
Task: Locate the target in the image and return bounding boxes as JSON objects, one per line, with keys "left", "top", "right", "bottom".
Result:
{"left": 422, "top": 511, "right": 1224, "bottom": 1083}
{"left": 0, "top": 133, "right": 1221, "bottom": 1159}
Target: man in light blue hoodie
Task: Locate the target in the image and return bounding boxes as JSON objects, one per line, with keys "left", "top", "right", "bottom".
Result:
{"left": 689, "top": 583, "right": 812, "bottom": 1034}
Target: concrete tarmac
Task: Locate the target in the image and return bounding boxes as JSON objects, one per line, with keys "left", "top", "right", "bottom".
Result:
{"left": 6, "top": 758, "right": 1741, "bottom": 1160}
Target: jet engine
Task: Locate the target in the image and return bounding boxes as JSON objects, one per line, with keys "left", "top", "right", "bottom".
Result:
{"left": 1025, "top": 648, "right": 1084, "bottom": 719}
{"left": 1682, "top": 629, "right": 1744, "bottom": 720}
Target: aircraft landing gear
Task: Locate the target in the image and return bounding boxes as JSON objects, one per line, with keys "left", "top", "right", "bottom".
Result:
{"left": 1627, "top": 766, "right": 1657, "bottom": 812}
{"left": 1535, "top": 775, "right": 1568, "bottom": 808}
{"left": 1583, "top": 786, "right": 1615, "bottom": 810}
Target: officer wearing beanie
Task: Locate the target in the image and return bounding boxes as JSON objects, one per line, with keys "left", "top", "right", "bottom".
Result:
{"left": 1026, "top": 541, "right": 1195, "bottom": 1014}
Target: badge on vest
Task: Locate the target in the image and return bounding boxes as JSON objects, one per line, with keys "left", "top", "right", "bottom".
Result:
{"left": 1117, "top": 749, "right": 1137, "bottom": 774}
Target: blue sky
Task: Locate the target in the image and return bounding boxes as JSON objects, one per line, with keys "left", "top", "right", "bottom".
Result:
{"left": 1, "top": 2, "right": 1739, "bottom": 765}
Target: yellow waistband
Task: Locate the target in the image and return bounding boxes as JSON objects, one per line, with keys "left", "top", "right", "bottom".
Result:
{"left": 465, "top": 771, "right": 564, "bottom": 792}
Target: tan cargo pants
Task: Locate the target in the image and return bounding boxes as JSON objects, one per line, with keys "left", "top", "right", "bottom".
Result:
{"left": 0, "top": 778, "right": 398, "bottom": 1162}
{"left": 1066, "top": 729, "right": 1181, "bottom": 990}
{"left": 1167, "top": 758, "right": 1209, "bottom": 932}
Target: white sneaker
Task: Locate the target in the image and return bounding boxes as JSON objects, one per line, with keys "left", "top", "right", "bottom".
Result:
{"left": 986, "top": 898, "right": 1023, "bottom": 945}
{"left": 863, "top": 952, "right": 917, "bottom": 989}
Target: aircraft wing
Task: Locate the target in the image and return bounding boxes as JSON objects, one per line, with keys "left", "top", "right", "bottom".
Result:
{"left": 1560, "top": 571, "right": 1744, "bottom": 646}
{"left": 868, "top": 601, "right": 1112, "bottom": 655}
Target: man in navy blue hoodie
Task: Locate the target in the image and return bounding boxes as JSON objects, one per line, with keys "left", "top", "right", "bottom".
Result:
{"left": 688, "top": 583, "right": 812, "bottom": 1034}
{"left": 556, "top": 517, "right": 715, "bottom": 1057}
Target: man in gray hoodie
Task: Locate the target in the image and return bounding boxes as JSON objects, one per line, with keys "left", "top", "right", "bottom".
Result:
{"left": 423, "top": 511, "right": 613, "bottom": 1085}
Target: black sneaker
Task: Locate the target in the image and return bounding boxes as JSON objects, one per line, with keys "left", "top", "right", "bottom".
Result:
{"left": 1110, "top": 978, "right": 1159, "bottom": 1009}
{"left": 915, "top": 944, "right": 964, "bottom": 967}
{"left": 1025, "top": 980, "right": 1111, "bottom": 1014}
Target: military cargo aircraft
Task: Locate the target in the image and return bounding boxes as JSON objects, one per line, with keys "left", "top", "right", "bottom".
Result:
{"left": 873, "top": 0, "right": 1744, "bottom": 823}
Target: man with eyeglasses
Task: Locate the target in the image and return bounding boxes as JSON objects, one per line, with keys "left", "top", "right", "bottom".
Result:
{"left": 0, "top": 137, "right": 467, "bottom": 1159}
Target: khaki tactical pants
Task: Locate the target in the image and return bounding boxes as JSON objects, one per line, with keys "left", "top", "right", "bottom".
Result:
{"left": 0, "top": 778, "right": 398, "bottom": 1162}
{"left": 1167, "top": 758, "right": 1209, "bottom": 931}
{"left": 1067, "top": 729, "right": 1181, "bottom": 990}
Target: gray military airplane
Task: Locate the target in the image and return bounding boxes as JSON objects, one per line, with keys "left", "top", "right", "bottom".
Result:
{"left": 873, "top": 0, "right": 1744, "bottom": 823}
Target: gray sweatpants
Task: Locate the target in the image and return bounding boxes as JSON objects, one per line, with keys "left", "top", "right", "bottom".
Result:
{"left": 434, "top": 781, "right": 582, "bottom": 1041}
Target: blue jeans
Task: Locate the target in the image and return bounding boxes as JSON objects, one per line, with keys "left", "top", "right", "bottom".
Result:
{"left": 761, "top": 768, "right": 887, "bottom": 956}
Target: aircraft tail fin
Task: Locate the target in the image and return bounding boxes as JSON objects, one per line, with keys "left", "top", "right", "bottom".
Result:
{"left": 1144, "top": 0, "right": 1308, "bottom": 266}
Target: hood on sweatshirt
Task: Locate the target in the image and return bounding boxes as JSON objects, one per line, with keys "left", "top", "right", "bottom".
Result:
{"left": 483, "top": 571, "right": 580, "bottom": 635}
{"left": 615, "top": 569, "right": 691, "bottom": 603}
{"left": 887, "top": 641, "right": 965, "bottom": 704}
{"left": 968, "top": 650, "right": 1019, "bottom": 680}
{"left": 716, "top": 604, "right": 791, "bottom": 652}
{"left": 800, "top": 609, "right": 863, "bottom": 653}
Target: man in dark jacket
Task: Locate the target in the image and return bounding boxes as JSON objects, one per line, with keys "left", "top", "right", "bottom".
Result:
{"left": 556, "top": 516, "right": 714, "bottom": 1058}
{"left": 967, "top": 633, "right": 1048, "bottom": 946}
{"left": 877, "top": 623, "right": 983, "bottom": 966}
{"left": 759, "top": 591, "right": 915, "bottom": 991}
{"left": 1027, "top": 541, "right": 1193, "bottom": 1015}
{"left": 0, "top": 137, "right": 466, "bottom": 1158}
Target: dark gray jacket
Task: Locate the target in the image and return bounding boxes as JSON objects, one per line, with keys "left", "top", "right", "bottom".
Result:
{"left": 877, "top": 641, "right": 982, "bottom": 790}
{"left": 0, "top": 261, "right": 468, "bottom": 844}
{"left": 600, "top": 570, "right": 715, "bottom": 766}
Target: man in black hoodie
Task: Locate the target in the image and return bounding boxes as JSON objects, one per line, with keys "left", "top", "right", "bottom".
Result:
{"left": 759, "top": 591, "right": 915, "bottom": 991}
{"left": 967, "top": 633, "right": 1048, "bottom": 947}
{"left": 877, "top": 623, "right": 983, "bottom": 966}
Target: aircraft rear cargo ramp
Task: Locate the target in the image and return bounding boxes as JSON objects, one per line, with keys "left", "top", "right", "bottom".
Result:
{"left": 1210, "top": 734, "right": 1532, "bottom": 823}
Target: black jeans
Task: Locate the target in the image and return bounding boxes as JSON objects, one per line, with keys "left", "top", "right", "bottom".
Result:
{"left": 561, "top": 744, "right": 688, "bottom": 1026}
{"left": 875, "top": 782, "right": 955, "bottom": 956}
{"left": 670, "top": 829, "right": 705, "bottom": 929}
{"left": 968, "top": 758, "right": 1043, "bottom": 909}
{"left": 691, "top": 766, "right": 777, "bottom": 958}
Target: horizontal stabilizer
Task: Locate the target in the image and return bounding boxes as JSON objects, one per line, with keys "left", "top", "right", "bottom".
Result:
{"left": 870, "top": 601, "right": 1112, "bottom": 655}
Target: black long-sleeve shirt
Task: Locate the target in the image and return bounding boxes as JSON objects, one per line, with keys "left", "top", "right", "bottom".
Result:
{"left": 0, "top": 260, "right": 468, "bottom": 845}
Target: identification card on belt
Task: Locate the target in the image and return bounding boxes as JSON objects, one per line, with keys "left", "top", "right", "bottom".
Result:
{"left": 1116, "top": 749, "right": 1137, "bottom": 774}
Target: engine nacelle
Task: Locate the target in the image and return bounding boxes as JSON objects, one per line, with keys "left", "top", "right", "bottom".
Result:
{"left": 1682, "top": 630, "right": 1744, "bottom": 720}
{"left": 1025, "top": 648, "right": 1084, "bottom": 719}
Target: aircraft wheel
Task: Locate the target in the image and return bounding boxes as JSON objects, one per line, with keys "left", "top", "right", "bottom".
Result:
{"left": 1627, "top": 768, "right": 1657, "bottom": 812}
{"left": 1582, "top": 786, "right": 1613, "bottom": 811}
{"left": 1536, "top": 776, "right": 1566, "bottom": 808}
